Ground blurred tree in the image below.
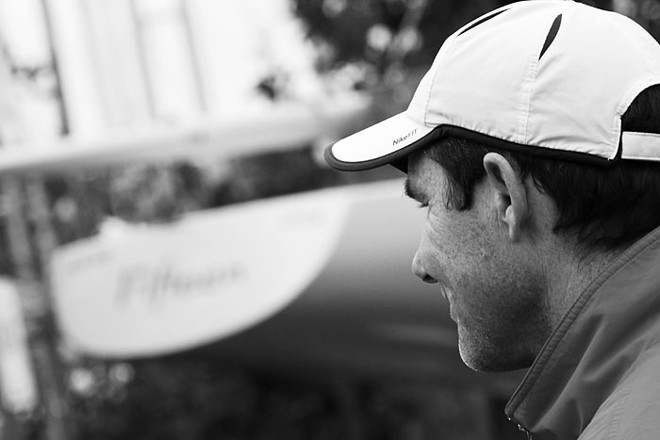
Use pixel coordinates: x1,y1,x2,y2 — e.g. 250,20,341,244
293,0,503,72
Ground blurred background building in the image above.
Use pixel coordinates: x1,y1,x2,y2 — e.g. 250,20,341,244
0,0,656,439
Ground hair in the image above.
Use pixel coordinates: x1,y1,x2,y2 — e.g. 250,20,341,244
424,84,660,252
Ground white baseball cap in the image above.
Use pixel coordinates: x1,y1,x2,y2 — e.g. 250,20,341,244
325,0,660,171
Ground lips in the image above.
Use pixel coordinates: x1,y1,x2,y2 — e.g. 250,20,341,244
440,287,457,322
439,285,449,302
449,303,457,323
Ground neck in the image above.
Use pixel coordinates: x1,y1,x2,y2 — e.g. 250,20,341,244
542,239,620,329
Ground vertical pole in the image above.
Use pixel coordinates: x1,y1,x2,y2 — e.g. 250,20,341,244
27,177,75,440
0,179,30,440
180,0,208,113
39,0,70,136
129,0,158,119
3,176,74,440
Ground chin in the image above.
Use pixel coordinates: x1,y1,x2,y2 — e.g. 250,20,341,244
458,339,535,373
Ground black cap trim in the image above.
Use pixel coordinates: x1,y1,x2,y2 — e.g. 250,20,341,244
324,128,444,172
324,124,618,173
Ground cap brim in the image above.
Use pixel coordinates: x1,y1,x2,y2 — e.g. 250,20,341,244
324,112,434,172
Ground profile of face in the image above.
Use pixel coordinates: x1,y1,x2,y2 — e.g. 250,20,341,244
406,151,552,372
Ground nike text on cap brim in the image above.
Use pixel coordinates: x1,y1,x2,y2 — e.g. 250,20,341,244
324,0,660,172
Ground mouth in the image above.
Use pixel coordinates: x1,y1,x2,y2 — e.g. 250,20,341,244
440,288,457,322
449,303,457,323
439,285,449,302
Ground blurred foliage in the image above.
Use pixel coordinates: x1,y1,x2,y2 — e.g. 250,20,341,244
68,357,492,440
293,0,502,70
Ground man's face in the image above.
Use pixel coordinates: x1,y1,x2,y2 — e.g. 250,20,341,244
406,152,551,372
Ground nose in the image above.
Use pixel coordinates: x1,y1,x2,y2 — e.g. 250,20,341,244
412,251,438,284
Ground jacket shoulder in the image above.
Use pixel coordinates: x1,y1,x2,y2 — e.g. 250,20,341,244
580,344,660,440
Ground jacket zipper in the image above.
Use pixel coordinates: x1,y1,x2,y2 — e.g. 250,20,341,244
517,423,532,440
509,416,533,440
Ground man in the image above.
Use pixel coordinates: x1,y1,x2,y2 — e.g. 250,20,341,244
325,1,660,439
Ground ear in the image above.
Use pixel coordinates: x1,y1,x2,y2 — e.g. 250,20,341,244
482,153,529,241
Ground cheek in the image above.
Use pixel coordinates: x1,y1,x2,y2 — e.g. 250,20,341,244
420,210,528,314
452,240,548,336
420,211,494,281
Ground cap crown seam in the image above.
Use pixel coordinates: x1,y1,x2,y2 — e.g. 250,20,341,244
523,5,568,144
521,39,541,144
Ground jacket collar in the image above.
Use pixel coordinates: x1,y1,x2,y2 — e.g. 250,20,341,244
505,226,660,440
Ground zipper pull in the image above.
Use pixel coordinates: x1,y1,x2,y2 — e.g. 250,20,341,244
516,423,532,440
507,415,532,440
